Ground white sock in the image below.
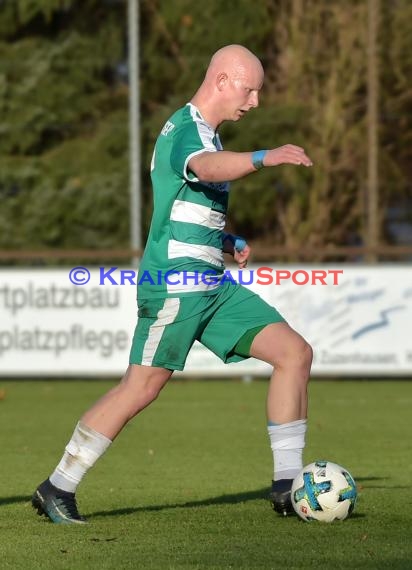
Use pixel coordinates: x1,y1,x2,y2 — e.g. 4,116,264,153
49,421,112,493
267,419,307,481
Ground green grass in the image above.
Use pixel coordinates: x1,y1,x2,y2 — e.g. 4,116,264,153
0,379,411,569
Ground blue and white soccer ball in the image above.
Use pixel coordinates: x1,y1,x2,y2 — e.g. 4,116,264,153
291,460,357,522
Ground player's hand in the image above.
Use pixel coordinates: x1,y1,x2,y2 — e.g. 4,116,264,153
265,144,313,167
234,243,251,269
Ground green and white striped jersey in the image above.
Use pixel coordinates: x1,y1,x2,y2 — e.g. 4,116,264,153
138,103,230,298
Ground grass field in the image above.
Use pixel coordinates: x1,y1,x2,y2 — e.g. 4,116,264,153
0,378,411,569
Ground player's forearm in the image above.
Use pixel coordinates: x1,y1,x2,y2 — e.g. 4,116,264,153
188,145,313,183
189,151,256,182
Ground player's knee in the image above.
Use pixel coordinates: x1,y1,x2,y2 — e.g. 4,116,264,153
120,367,169,414
121,378,163,421
299,340,313,375
276,336,312,375
128,375,164,405
141,378,164,403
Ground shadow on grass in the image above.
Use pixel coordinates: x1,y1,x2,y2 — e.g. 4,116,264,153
1,475,409,514
0,495,31,506
89,487,269,519
1,490,369,521
355,476,410,490
0,488,269,517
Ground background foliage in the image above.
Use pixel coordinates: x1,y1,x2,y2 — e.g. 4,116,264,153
0,0,411,257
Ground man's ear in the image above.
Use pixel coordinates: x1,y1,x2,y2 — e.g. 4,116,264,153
216,72,228,91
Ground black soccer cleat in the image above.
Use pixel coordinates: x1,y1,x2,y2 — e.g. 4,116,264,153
32,479,87,524
269,478,295,516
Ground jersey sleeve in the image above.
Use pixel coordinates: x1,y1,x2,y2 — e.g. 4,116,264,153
170,119,217,182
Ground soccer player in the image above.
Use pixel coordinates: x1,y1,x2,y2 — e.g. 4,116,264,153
32,44,313,523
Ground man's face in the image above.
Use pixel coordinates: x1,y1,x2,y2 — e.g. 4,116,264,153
221,62,264,122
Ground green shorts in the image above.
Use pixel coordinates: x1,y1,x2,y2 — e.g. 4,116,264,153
129,281,285,371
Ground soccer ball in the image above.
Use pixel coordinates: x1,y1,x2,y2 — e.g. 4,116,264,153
291,460,357,522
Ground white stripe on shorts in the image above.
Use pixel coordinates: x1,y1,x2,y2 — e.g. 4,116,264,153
141,298,181,366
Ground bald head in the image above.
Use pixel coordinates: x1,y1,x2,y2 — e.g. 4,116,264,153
206,45,263,82
191,45,264,127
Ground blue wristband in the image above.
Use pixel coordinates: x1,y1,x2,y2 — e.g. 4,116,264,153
234,237,247,252
251,150,267,170
223,233,247,253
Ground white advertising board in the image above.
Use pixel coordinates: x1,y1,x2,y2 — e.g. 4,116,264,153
0,265,411,377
